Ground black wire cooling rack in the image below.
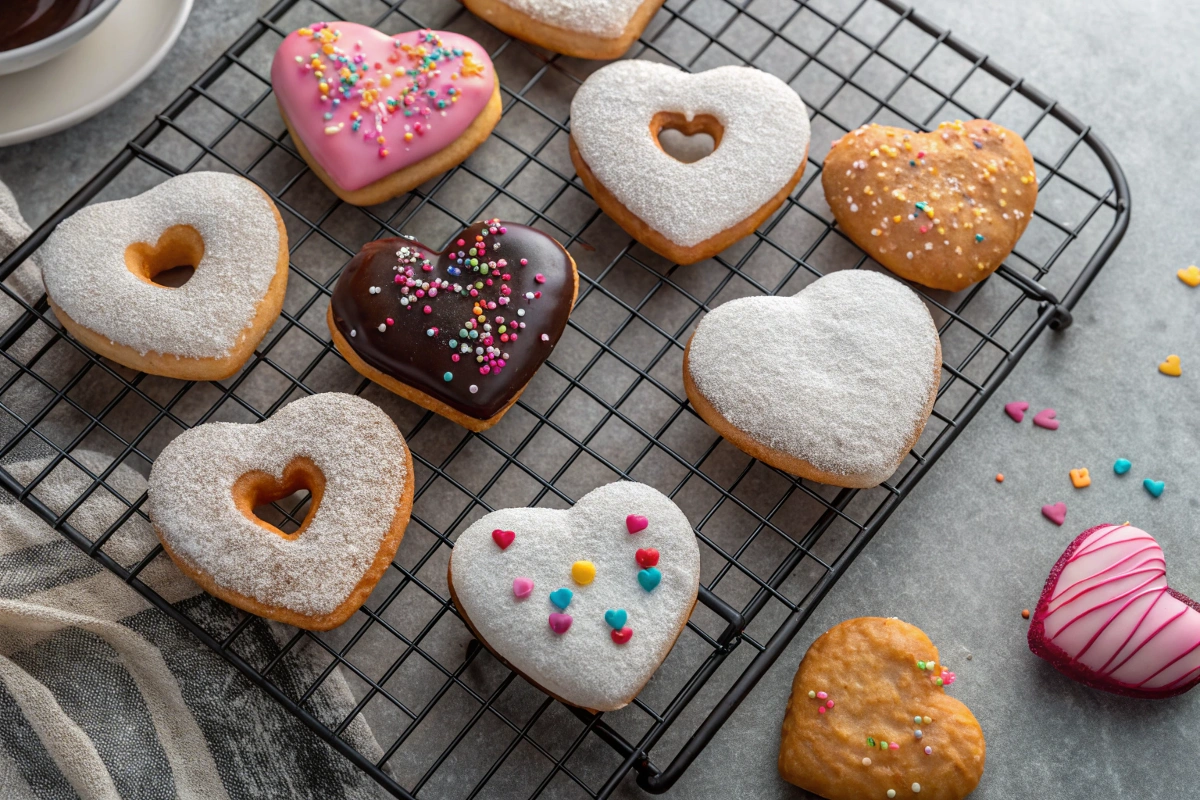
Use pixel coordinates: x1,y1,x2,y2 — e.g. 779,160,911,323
0,0,1129,797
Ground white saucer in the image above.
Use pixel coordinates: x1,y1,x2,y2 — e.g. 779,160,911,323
0,0,193,146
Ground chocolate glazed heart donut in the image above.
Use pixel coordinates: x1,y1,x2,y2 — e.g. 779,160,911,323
328,220,578,431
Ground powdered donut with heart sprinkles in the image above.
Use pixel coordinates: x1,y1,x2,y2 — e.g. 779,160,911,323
461,0,664,59
39,172,288,381
684,270,941,487
448,481,699,711
148,393,413,631
570,60,810,264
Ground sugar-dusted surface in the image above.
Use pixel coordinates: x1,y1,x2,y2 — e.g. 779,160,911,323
39,171,280,359
570,61,809,248
450,481,700,711
493,0,648,38
688,270,939,485
147,393,408,617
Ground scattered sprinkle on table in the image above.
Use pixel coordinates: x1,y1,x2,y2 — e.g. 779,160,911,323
1143,478,1165,498
1032,408,1059,430
1114,458,1131,474
1159,354,1182,376
1177,265,1200,287
1004,400,1028,422
1022,609,1030,619
1041,502,1067,526
1069,468,1090,488
995,473,1004,483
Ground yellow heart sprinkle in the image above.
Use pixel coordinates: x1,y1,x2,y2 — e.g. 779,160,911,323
571,560,596,585
1159,354,1182,377
1177,265,1200,287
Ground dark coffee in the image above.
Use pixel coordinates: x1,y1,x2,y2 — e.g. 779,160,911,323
0,0,105,52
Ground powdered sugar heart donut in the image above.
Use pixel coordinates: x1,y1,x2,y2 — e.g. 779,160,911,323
39,172,288,381
271,23,501,207
448,481,700,711
462,0,665,59
148,393,414,631
684,270,941,488
1028,523,1200,698
570,61,810,265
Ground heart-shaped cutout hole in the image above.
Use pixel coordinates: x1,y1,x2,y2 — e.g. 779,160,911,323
1029,523,1200,698
124,224,203,288
448,481,700,711
779,617,986,800
233,456,325,541
651,111,721,164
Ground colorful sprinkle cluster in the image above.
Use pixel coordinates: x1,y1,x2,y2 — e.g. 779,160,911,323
292,23,486,158
369,220,548,388
806,689,835,715
494,511,661,642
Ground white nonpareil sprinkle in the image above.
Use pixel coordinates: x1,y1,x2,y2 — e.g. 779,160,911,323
492,0,647,37
571,61,810,248
377,323,387,332
687,271,940,485
40,172,280,359
147,393,408,616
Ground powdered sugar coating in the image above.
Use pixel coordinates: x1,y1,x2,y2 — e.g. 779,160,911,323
494,0,649,38
40,172,281,359
147,393,408,617
570,61,810,248
687,270,939,484
450,481,700,711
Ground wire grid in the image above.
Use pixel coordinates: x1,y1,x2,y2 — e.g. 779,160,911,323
0,0,1129,797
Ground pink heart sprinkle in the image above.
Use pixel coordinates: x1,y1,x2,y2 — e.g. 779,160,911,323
492,529,515,549
1004,401,1029,422
626,514,649,534
548,613,573,634
512,577,533,598
1041,502,1067,526
1033,408,1059,430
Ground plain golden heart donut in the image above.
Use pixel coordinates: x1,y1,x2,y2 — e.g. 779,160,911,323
461,0,665,60
569,61,811,265
148,393,413,631
39,172,288,381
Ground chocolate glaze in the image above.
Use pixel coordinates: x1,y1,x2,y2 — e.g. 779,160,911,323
330,222,576,420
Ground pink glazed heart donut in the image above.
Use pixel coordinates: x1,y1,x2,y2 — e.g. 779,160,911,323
1028,523,1200,698
270,22,502,206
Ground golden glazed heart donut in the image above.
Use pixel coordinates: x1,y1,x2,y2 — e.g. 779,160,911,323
822,120,1037,292
147,393,413,631
38,172,289,381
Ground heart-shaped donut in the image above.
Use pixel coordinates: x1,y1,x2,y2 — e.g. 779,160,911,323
39,172,288,381
684,270,941,487
328,219,578,431
778,617,986,800
271,22,501,206
1028,523,1200,698
148,393,413,631
448,481,700,711
823,120,1037,292
569,61,810,265
462,0,664,59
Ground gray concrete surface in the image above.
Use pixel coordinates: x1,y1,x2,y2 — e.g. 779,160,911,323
2,0,1198,798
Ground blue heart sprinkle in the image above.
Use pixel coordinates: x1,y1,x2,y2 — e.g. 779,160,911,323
549,588,573,610
1143,479,1165,498
637,568,662,593
604,609,628,630
1114,458,1131,475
